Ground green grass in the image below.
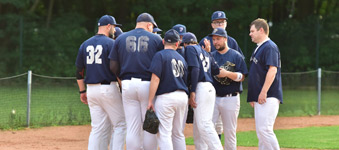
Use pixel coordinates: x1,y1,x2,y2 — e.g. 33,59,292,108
1,84,339,129
186,126,339,149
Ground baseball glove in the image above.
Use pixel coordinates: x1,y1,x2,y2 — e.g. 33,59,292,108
143,109,160,134
214,61,236,85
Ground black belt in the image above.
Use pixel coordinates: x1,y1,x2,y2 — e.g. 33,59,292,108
216,92,238,97
100,81,111,85
123,77,150,81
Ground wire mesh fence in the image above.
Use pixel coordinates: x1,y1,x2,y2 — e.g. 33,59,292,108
0,69,338,129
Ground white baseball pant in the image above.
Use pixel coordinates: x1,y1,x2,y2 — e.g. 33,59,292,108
215,116,223,135
87,82,126,150
121,78,157,150
213,94,240,150
155,90,188,150
193,82,223,150
254,97,280,150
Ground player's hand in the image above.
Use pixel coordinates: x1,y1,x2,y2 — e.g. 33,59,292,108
202,38,211,52
258,91,267,104
250,102,255,108
80,93,88,105
218,68,228,78
189,92,197,108
147,102,155,111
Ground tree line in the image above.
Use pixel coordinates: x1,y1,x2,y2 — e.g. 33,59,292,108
0,0,338,77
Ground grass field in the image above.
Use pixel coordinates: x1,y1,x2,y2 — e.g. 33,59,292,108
1,84,339,129
186,126,339,149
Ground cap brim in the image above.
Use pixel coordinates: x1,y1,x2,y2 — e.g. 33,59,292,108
208,33,226,38
212,17,228,21
113,23,122,27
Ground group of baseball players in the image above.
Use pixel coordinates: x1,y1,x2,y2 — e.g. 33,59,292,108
76,10,283,150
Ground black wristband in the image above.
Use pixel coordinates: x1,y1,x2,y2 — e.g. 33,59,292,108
79,90,86,94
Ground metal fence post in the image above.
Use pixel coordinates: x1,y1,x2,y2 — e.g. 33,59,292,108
27,70,32,127
317,68,321,115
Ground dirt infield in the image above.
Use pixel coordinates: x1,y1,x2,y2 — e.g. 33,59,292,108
1,115,339,150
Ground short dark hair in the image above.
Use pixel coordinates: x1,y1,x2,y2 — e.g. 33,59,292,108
250,18,269,35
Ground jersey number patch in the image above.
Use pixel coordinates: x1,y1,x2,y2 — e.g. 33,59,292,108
126,36,149,52
86,45,102,64
200,53,210,72
171,59,185,77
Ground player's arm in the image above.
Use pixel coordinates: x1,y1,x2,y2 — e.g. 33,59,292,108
148,73,160,111
188,66,199,108
110,60,120,77
220,71,245,82
258,65,277,104
76,67,87,105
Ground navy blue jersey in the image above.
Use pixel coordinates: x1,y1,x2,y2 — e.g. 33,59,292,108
211,49,248,96
247,40,283,103
109,28,163,81
199,35,244,58
176,47,185,58
149,49,188,95
75,34,117,84
185,45,219,83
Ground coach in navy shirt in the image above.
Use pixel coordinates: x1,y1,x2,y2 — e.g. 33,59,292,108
199,11,244,58
248,18,283,150
109,13,163,150
75,15,126,150
147,29,188,150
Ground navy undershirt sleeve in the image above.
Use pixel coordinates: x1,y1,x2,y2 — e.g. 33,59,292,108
189,66,199,93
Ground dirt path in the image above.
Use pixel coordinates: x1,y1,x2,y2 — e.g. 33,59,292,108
1,115,338,150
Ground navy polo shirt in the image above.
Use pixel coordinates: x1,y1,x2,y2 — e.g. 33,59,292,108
247,40,283,103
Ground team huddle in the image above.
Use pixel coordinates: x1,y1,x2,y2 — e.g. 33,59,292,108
75,11,283,150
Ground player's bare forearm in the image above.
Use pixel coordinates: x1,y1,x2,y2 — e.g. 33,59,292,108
76,79,86,92
76,79,88,104
258,66,277,104
217,68,245,82
148,73,160,111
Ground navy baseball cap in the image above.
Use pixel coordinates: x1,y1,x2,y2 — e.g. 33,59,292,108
136,13,158,28
209,27,228,38
164,29,180,43
211,11,228,21
153,27,162,33
114,27,123,38
172,24,186,36
98,15,122,27
182,32,197,43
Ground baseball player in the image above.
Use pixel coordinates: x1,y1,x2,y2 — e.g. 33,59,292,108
200,11,244,56
109,12,163,150
182,32,228,150
75,15,126,150
172,24,187,58
209,28,248,150
199,10,244,139
248,18,283,150
147,29,189,150
113,27,123,40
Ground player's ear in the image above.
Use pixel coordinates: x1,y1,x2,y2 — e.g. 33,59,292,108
162,39,165,45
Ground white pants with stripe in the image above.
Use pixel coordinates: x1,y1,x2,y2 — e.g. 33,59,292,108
121,79,157,150
87,82,126,150
254,97,280,150
155,90,188,150
193,82,223,150
212,94,240,150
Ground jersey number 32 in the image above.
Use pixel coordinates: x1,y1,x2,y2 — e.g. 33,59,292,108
86,45,102,64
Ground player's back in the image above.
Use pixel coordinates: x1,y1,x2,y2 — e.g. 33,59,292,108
150,49,188,95
76,34,116,84
111,28,163,81
185,45,219,83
